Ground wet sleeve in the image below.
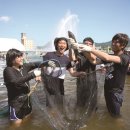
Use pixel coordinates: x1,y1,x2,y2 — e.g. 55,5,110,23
24,62,42,71
3,67,35,87
119,54,129,66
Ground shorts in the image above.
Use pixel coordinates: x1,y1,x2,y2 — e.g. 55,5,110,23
9,95,32,120
104,89,123,117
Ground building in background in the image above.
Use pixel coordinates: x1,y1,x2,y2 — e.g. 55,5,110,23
21,33,35,51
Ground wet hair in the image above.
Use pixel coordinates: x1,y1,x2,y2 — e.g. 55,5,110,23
6,48,23,67
54,37,69,51
112,33,129,49
83,37,94,45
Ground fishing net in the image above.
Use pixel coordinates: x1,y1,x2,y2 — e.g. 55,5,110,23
32,57,105,130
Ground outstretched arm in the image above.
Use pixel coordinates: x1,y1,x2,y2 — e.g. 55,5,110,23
82,45,97,64
68,39,97,64
79,45,121,63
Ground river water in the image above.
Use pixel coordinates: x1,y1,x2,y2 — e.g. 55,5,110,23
0,58,130,130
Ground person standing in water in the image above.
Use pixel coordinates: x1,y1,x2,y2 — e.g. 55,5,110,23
43,37,86,96
70,33,129,117
69,37,98,121
3,48,53,127
42,37,86,110
77,37,98,108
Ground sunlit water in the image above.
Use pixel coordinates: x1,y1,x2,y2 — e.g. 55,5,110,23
0,58,130,130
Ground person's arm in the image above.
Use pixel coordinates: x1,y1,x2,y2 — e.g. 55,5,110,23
68,39,97,64
78,45,121,63
82,51,97,64
91,48,121,63
23,62,41,73
68,67,86,77
3,67,40,87
82,44,97,64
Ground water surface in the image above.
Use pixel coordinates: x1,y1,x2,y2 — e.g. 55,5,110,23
0,60,130,130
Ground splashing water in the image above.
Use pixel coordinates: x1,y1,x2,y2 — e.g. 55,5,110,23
54,11,79,38
43,11,79,51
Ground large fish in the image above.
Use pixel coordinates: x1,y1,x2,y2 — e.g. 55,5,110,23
68,31,80,61
68,31,85,70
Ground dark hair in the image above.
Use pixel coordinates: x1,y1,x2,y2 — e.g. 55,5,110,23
54,37,69,51
6,48,23,67
83,37,94,45
112,33,129,49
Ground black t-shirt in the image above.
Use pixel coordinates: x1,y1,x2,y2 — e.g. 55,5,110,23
4,62,40,103
42,52,72,95
76,53,96,72
43,52,71,79
76,53,97,107
104,53,129,91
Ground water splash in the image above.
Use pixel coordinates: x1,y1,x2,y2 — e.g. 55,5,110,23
43,11,79,51
54,11,79,38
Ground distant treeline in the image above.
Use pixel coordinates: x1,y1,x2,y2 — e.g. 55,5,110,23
95,40,130,48
95,41,111,47
38,39,130,49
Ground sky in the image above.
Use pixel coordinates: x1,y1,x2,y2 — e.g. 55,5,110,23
0,0,130,46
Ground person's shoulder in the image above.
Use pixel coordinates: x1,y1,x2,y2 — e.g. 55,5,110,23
44,51,55,57
4,66,12,70
46,51,55,55
3,66,13,73
120,53,129,59
119,53,130,65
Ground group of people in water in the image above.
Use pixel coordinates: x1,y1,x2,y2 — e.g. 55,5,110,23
3,32,129,128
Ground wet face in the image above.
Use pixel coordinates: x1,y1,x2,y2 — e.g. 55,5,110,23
111,39,124,52
13,55,24,67
57,40,67,54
